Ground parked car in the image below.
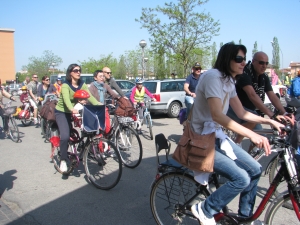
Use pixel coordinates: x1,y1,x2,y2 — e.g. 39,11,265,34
264,85,286,104
7,83,22,96
126,79,186,118
114,79,135,94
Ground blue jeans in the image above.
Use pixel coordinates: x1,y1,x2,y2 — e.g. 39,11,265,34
202,139,262,218
185,96,194,119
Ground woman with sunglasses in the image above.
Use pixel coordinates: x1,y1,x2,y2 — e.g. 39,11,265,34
183,62,202,120
187,43,283,225
55,64,100,173
37,76,58,101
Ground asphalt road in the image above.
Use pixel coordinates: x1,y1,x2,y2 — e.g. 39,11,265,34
0,98,286,225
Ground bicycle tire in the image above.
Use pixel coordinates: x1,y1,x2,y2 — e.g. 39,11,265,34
21,118,32,126
83,137,122,190
150,172,209,225
264,191,300,224
8,117,19,142
51,145,75,175
115,125,142,168
268,155,293,210
146,114,153,140
44,121,52,142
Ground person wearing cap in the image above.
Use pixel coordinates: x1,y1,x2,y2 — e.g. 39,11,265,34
54,76,62,97
184,62,202,119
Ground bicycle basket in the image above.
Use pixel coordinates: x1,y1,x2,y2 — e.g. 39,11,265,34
117,116,134,124
4,106,17,116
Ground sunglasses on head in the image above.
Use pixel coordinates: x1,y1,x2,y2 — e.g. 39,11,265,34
253,59,269,66
72,69,81,73
234,56,246,63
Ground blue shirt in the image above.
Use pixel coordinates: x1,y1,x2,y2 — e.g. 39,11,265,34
185,73,199,95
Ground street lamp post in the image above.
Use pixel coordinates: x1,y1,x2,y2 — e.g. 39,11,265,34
51,62,56,75
144,57,148,79
139,40,147,79
271,41,283,80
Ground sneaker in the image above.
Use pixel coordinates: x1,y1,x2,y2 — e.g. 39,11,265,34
60,160,67,172
106,149,116,158
34,119,38,125
191,202,216,225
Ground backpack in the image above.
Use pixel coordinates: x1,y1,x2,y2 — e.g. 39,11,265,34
291,77,300,97
40,99,58,121
114,97,136,117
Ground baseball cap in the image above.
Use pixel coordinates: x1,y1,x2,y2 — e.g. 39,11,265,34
193,62,202,69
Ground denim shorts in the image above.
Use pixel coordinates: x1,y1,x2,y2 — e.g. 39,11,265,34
226,106,262,130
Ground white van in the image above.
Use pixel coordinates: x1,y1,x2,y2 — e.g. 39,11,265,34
50,74,94,86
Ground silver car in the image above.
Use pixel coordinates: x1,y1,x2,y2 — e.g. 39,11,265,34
127,79,186,118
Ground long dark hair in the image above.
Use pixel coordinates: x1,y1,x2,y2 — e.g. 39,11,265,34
66,63,81,82
214,42,247,81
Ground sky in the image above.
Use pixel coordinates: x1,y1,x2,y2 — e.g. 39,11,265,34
1,0,300,72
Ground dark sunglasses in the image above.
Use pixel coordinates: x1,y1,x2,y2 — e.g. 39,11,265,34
194,68,201,71
72,69,81,73
104,72,112,74
234,56,246,63
44,79,50,81
253,59,269,66
33,76,38,78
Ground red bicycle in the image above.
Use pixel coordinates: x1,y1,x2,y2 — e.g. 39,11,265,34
150,128,300,224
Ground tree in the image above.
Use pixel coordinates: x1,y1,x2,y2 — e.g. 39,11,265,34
271,37,280,75
211,42,217,67
115,55,127,79
252,41,258,58
219,42,223,49
136,0,220,76
23,50,63,78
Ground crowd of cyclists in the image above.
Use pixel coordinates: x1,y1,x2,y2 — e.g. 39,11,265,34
1,42,300,224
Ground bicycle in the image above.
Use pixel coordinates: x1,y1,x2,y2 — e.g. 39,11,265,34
150,130,300,224
134,99,153,140
100,100,143,168
0,101,20,142
50,105,123,190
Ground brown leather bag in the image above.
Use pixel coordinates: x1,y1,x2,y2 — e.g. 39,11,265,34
172,93,228,172
172,119,215,172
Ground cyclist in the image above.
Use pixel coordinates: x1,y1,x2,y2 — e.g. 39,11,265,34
37,76,58,109
55,64,100,173
27,74,39,124
19,86,31,117
226,51,292,145
130,78,156,121
189,43,283,225
103,67,125,98
0,81,16,136
53,76,63,97
184,62,201,119
89,70,120,134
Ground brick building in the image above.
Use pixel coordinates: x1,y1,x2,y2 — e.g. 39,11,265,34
0,28,15,84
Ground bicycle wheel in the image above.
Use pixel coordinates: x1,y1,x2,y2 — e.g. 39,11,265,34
265,192,300,224
83,137,122,190
40,118,47,136
51,145,75,175
8,117,19,142
115,125,142,168
150,172,209,225
145,114,153,140
268,156,293,209
21,118,32,126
